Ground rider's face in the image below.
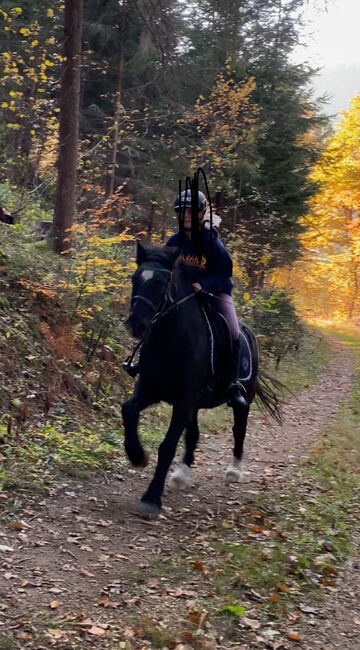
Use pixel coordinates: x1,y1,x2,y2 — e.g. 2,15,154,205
183,208,193,231
183,208,206,230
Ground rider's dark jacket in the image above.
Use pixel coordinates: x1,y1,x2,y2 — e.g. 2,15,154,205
166,227,233,296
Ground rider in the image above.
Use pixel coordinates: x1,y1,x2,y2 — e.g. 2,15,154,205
167,189,248,409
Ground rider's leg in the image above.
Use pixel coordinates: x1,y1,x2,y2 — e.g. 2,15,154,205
216,294,248,408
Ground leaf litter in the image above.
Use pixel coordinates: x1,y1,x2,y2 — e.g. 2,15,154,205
0,340,359,648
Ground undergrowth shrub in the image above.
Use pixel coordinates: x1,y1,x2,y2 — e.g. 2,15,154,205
247,289,304,366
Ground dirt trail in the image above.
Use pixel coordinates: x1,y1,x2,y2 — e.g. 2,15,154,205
0,339,358,648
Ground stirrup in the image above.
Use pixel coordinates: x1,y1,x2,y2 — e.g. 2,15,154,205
121,358,139,378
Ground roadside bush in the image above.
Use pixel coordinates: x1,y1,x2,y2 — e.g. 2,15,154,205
248,289,304,366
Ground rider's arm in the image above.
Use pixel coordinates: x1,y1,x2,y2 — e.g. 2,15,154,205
200,236,233,295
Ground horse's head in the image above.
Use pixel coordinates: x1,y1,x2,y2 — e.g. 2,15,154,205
126,242,179,339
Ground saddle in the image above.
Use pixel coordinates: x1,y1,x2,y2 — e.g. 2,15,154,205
199,293,252,383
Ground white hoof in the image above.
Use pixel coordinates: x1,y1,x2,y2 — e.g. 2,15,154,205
225,459,243,483
168,463,191,490
138,500,161,514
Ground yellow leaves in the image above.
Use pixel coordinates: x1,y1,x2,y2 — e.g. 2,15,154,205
1,102,8,108
19,27,30,36
31,39,39,46
47,8,54,18
260,253,271,265
10,7,22,14
6,122,21,130
243,292,251,302
188,72,257,182
290,91,360,324
9,90,23,98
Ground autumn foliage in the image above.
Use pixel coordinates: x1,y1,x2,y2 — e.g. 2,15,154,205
285,94,360,324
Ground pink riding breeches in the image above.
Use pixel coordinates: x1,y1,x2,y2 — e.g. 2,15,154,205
215,293,240,339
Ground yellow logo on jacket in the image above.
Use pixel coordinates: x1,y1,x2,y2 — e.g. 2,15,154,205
178,253,207,268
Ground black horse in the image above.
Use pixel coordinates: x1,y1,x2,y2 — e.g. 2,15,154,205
122,242,277,513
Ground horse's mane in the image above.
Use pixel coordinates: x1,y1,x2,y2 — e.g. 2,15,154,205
140,244,178,269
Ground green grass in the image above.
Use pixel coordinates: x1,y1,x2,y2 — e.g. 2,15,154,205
0,636,18,650
0,422,122,492
271,327,332,392
205,330,360,633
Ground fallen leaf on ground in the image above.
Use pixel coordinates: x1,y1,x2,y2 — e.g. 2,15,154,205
286,632,303,642
242,617,261,630
48,629,67,639
298,604,318,614
16,632,34,641
80,568,95,578
191,561,207,573
277,582,292,594
7,520,31,530
88,625,106,636
49,600,60,609
99,595,120,608
323,566,338,576
165,588,185,598
269,594,280,603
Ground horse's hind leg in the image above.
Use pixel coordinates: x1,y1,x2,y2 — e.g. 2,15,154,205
225,404,249,483
169,410,199,490
139,402,192,513
122,385,151,467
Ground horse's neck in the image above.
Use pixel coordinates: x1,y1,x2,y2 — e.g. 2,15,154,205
171,266,193,301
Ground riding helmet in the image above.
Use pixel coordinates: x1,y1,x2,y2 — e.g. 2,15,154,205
174,189,207,213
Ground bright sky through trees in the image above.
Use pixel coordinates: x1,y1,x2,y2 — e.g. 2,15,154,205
298,0,360,114
303,0,360,66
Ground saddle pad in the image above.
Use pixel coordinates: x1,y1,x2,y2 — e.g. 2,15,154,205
238,325,252,381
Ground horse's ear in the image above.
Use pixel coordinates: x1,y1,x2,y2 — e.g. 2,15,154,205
136,241,149,266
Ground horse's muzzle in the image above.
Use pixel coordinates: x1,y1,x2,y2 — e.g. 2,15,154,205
125,317,145,339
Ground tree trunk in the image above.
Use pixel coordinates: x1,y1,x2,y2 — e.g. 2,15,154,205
106,0,126,198
348,255,359,320
53,0,83,254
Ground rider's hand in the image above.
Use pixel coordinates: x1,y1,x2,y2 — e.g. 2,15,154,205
192,282,202,292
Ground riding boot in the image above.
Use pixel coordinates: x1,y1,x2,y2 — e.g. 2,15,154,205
227,337,248,408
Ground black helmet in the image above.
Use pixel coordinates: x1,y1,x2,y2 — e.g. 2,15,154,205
174,189,207,213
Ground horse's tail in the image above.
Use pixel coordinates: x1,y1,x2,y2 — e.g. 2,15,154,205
255,371,284,424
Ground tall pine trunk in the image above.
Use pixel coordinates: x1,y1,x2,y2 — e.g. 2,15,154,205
53,0,83,254
106,0,126,198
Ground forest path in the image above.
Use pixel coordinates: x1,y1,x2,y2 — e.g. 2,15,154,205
0,338,358,649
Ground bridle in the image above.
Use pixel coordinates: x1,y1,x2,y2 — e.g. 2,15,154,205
125,264,201,370
130,266,173,321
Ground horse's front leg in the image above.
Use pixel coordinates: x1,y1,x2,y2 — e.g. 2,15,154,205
169,410,199,490
122,384,151,467
139,402,193,513
225,404,249,483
